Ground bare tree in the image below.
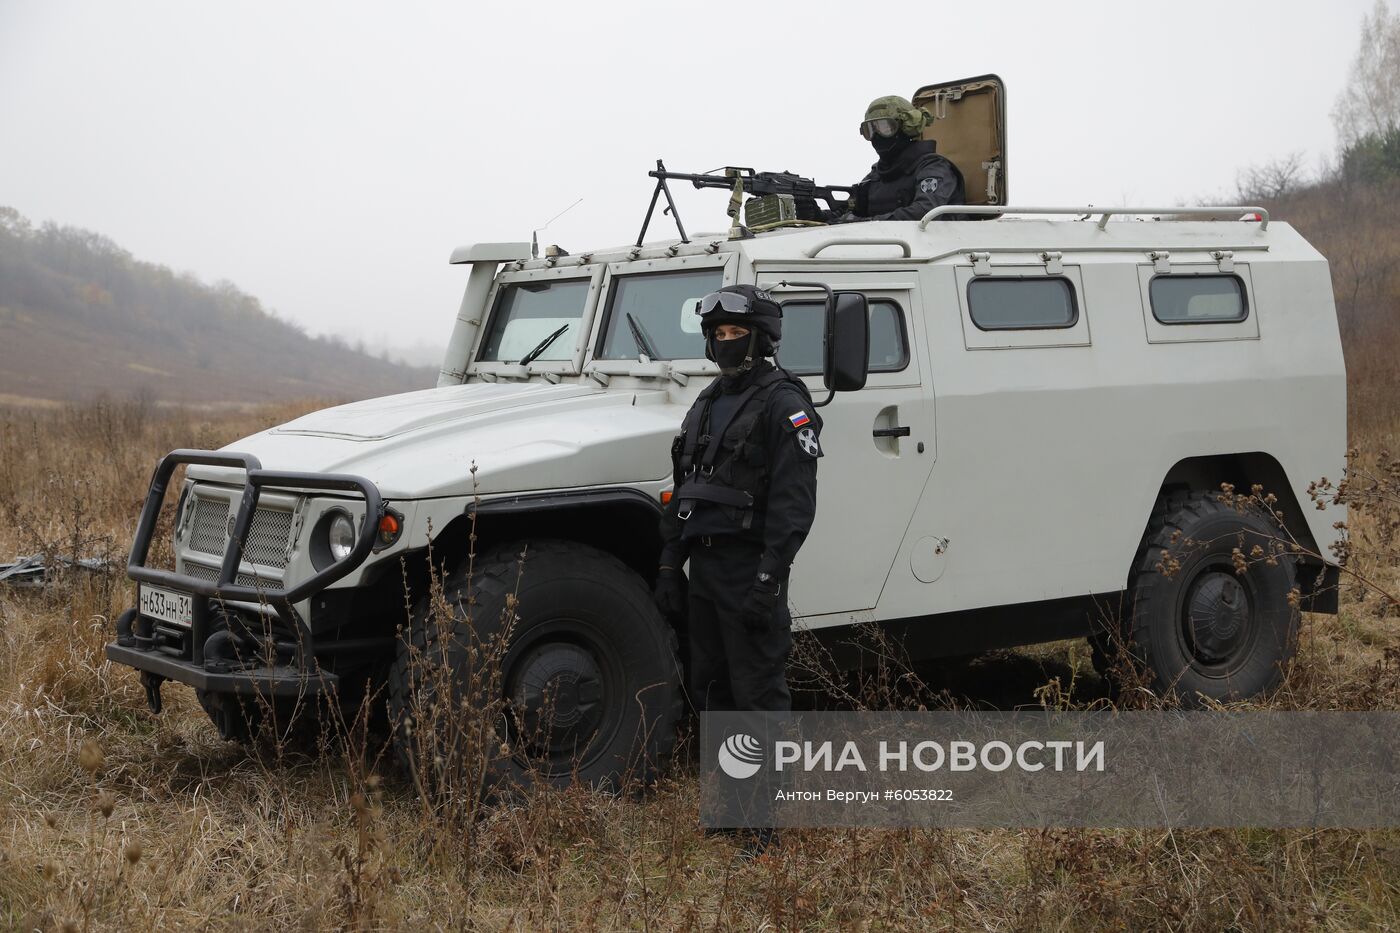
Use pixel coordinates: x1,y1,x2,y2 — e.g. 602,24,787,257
1332,0,1400,146
1235,151,1307,201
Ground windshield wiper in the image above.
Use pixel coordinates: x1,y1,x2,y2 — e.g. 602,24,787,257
625,313,661,363
518,324,570,366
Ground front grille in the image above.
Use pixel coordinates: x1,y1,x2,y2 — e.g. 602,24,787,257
188,496,228,556
182,560,280,590
245,508,293,568
184,494,293,569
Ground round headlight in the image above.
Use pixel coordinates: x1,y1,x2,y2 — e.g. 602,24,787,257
328,511,356,561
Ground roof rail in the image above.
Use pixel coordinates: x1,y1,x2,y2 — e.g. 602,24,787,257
804,237,913,258
918,205,1270,232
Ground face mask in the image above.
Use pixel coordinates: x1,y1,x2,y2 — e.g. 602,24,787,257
708,332,753,375
872,132,907,157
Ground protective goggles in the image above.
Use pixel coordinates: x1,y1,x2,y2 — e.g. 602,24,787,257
696,291,756,316
859,117,900,140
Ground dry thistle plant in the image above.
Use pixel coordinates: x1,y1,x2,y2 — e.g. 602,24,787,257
387,466,529,878
788,619,958,713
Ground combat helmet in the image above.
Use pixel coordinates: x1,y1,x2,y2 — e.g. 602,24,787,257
696,284,782,366
860,95,933,140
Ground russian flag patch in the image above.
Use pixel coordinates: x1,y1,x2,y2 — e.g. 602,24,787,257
788,411,810,429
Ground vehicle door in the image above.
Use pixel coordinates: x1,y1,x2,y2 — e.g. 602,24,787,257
755,270,936,620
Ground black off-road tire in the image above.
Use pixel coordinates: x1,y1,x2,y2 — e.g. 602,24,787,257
196,690,319,745
1124,489,1299,706
196,664,385,747
387,539,684,796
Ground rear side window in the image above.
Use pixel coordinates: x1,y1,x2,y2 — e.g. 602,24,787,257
967,277,1077,330
777,299,908,374
1149,274,1248,324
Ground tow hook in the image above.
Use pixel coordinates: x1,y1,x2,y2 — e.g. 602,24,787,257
140,671,166,714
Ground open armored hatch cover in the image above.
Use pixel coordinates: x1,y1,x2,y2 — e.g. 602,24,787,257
912,74,1005,207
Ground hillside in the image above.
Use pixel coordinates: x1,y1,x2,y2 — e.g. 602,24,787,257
1243,174,1400,437
0,207,434,405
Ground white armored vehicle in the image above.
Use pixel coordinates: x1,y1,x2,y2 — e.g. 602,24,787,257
109,77,1345,788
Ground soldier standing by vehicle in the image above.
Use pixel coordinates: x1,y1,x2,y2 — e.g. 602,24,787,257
825,95,967,223
653,284,823,855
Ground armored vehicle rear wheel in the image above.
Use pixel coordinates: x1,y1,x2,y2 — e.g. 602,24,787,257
387,539,684,796
1124,490,1299,706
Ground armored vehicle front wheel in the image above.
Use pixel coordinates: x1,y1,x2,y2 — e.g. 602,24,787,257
197,690,317,745
387,538,684,796
1123,490,1299,706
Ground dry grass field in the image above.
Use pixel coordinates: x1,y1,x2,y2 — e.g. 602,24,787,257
0,395,1397,931
3,188,1400,930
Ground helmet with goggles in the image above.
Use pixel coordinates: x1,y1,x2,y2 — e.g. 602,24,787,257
695,284,782,342
859,117,901,141
860,95,933,140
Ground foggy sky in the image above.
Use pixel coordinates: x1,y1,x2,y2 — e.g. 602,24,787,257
0,0,1377,363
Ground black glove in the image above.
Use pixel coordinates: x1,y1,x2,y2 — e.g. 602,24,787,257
817,208,860,225
653,566,686,617
739,574,783,632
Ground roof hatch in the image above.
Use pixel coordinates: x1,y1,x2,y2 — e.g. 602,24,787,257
911,74,1006,208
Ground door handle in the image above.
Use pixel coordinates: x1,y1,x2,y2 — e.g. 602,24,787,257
872,426,911,438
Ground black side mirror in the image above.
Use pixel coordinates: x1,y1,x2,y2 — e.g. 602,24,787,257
824,290,869,395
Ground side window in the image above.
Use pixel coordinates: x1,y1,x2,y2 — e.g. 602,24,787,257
777,299,909,375
595,269,724,360
967,277,1078,330
1149,274,1248,324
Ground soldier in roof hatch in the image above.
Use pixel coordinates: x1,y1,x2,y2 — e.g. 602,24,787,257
652,284,823,858
823,94,967,222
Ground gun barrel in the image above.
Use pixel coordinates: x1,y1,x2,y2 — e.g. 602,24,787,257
647,165,856,216
647,168,755,190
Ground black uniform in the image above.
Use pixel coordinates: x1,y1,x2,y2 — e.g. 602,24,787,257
658,359,822,712
851,138,966,221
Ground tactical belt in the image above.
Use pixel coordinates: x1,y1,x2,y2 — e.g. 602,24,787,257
674,482,755,521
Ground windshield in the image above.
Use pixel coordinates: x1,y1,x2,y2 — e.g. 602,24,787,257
477,279,591,363
596,269,724,360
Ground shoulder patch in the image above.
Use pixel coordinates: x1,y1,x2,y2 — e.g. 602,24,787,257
788,410,811,429
795,426,821,458
918,177,940,195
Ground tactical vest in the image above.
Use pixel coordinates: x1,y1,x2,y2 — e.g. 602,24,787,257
863,141,966,217
670,369,802,531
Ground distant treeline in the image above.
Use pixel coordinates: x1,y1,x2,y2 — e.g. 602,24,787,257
0,206,433,404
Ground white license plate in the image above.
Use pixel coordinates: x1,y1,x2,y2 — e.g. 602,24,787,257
140,585,192,628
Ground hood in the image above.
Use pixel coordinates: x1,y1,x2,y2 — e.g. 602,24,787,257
272,382,596,441
191,381,681,499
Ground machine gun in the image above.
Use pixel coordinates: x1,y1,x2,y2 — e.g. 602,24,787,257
635,160,856,246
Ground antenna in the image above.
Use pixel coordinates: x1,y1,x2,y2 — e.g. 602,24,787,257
531,198,584,259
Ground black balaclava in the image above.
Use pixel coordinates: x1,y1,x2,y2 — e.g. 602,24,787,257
872,130,912,162
708,329,758,389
